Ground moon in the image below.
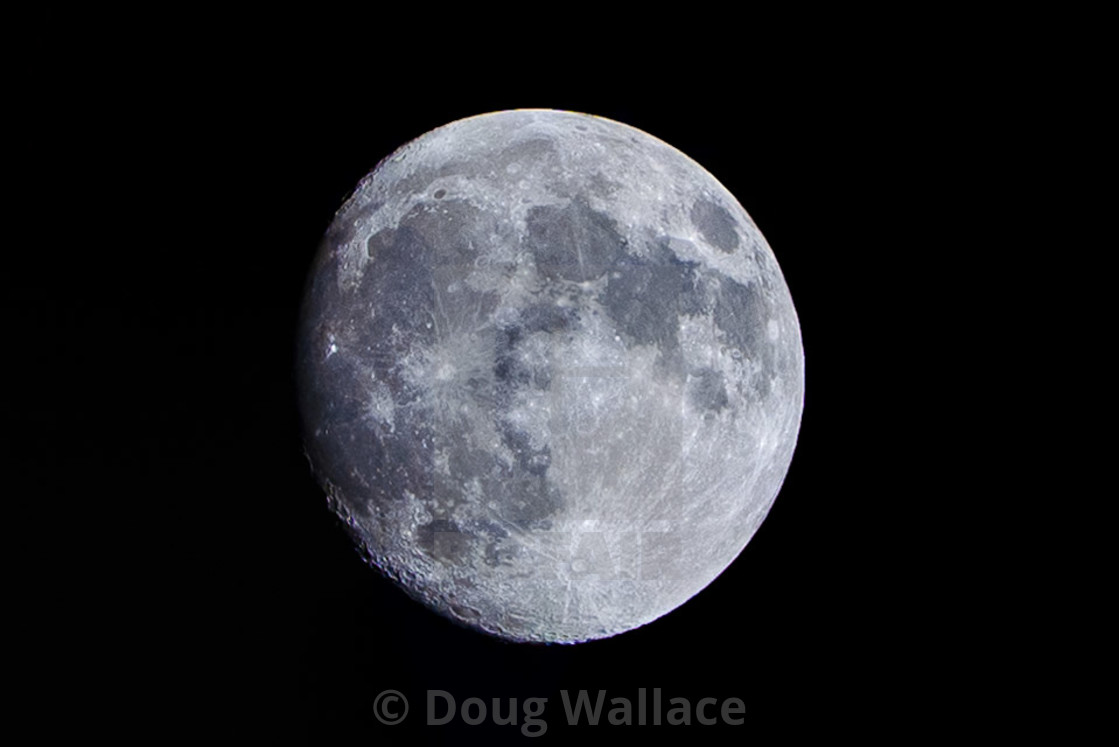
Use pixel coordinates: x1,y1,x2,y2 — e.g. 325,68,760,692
297,110,804,643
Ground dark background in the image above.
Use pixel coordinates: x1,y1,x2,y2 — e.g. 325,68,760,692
10,40,988,741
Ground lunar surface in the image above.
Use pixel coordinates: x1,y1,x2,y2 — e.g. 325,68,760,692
297,110,804,643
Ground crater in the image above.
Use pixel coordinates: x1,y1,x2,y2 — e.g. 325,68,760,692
690,199,739,253
366,227,395,259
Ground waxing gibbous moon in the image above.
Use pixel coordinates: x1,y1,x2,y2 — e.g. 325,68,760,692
297,110,804,643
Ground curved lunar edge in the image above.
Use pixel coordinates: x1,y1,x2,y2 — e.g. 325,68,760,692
297,110,804,643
